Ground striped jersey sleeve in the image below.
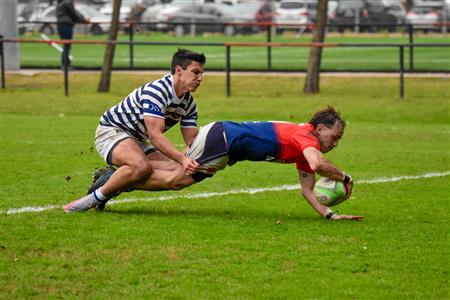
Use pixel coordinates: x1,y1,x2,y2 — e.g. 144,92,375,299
141,75,173,118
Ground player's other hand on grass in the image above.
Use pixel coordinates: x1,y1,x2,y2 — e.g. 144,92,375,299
182,157,199,176
332,214,364,221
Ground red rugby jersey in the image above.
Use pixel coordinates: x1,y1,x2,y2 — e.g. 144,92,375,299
273,122,320,173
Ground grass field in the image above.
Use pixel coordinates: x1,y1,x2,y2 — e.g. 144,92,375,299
0,72,449,299
17,32,450,71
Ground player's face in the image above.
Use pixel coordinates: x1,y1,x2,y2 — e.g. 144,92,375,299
176,61,204,93
317,122,344,153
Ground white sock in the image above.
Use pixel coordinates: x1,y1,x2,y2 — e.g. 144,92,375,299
93,188,108,202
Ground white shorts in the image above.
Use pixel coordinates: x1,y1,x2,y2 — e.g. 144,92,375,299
94,125,155,164
186,122,229,175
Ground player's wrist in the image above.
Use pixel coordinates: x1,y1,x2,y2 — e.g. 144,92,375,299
342,173,352,184
325,208,335,220
175,152,188,164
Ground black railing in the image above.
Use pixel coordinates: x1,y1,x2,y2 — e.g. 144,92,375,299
17,20,450,72
223,42,449,98
1,37,449,98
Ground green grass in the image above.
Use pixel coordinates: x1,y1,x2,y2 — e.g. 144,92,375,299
0,73,449,299
18,32,450,71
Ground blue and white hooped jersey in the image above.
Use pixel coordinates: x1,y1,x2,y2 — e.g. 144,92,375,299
99,74,198,141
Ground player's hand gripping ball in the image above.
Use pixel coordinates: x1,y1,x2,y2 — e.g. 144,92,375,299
314,177,348,207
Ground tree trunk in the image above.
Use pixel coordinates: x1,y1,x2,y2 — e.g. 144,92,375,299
303,0,328,94
98,0,121,92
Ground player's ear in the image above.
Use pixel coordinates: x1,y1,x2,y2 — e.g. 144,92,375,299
316,124,324,135
175,64,183,74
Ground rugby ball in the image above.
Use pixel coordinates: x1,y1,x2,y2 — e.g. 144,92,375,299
314,177,347,207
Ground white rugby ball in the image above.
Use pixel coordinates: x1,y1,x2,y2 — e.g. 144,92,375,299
314,177,348,207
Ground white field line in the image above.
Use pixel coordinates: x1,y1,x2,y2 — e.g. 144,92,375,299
2,171,449,215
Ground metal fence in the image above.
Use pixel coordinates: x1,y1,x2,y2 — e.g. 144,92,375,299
16,20,450,72
1,37,449,98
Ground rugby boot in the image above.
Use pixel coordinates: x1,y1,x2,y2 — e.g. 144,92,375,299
87,166,117,211
87,166,117,194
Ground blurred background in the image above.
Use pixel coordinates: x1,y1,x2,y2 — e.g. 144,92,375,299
1,0,449,73
11,0,450,36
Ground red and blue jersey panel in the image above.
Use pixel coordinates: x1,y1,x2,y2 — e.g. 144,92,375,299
222,121,320,173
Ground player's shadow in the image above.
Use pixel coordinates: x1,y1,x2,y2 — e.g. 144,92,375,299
103,206,319,223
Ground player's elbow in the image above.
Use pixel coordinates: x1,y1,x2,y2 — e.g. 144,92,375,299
309,162,321,173
309,159,327,173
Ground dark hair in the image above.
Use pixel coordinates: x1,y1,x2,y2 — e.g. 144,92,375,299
171,48,206,74
309,106,346,129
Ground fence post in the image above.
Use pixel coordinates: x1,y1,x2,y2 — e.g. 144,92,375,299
399,45,404,99
408,24,414,71
226,45,230,97
354,8,360,33
267,24,272,70
61,39,69,96
129,22,134,69
0,35,4,89
64,60,69,96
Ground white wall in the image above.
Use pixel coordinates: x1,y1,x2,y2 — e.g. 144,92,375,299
0,0,20,70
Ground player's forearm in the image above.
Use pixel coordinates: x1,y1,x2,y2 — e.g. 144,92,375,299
314,161,345,182
299,170,337,220
148,132,185,164
304,148,347,182
315,162,353,188
302,188,332,218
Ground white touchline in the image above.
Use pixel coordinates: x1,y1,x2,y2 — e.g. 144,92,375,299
3,171,450,215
